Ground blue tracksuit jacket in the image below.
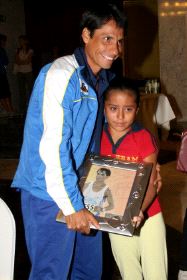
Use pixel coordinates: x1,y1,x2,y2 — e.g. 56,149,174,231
11,47,114,216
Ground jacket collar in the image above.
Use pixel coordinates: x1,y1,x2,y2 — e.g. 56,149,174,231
74,47,115,87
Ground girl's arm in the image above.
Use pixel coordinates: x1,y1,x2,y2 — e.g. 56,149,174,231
141,152,158,212
154,163,162,193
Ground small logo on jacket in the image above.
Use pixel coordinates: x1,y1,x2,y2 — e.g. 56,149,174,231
80,81,88,94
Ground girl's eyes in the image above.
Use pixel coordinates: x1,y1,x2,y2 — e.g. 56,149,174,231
109,106,134,112
125,107,133,112
110,106,117,111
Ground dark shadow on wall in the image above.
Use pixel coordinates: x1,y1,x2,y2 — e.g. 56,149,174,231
23,0,124,76
124,3,159,79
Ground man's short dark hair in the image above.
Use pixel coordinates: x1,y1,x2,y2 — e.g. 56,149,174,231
80,3,127,39
97,168,111,177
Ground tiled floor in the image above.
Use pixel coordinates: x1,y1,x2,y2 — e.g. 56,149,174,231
0,116,186,280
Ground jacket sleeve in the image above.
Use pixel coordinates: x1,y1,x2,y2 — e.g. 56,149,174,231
39,63,85,215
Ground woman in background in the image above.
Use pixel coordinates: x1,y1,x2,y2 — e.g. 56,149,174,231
0,33,14,114
15,35,33,114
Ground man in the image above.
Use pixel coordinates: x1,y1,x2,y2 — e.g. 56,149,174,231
12,4,127,280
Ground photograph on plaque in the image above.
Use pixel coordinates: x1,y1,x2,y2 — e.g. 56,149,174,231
56,155,152,236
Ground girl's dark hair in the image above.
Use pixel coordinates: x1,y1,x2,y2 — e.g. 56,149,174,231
104,77,140,107
80,3,127,39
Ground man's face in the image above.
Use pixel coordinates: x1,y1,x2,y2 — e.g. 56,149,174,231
96,174,106,183
94,174,107,188
82,20,124,75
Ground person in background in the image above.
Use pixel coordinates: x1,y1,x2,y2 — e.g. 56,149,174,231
0,33,14,114
11,4,127,280
15,35,34,114
178,209,187,280
177,141,187,280
178,208,187,280
101,77,168,280
176,131,187,280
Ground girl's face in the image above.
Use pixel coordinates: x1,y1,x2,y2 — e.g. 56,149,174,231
104,89,138,139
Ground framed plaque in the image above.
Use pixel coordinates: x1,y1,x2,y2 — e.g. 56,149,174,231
56,155,152,236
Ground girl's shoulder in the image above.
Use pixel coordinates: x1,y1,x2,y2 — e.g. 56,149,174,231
132,122,158,149
132,122,153,138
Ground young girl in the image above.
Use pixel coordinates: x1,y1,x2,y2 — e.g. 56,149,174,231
101,77,168,280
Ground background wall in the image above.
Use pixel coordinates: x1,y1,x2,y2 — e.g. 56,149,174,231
123,0,160,79
1,0,187,123
0,0,123,111
24,0,124,75
124,0,187,123
159,0,187,123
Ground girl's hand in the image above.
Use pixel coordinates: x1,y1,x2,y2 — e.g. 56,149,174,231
154,163,162,193
132,210,144,228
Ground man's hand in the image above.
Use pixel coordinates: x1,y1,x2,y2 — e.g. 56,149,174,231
65,208,100,234
154,163,162,193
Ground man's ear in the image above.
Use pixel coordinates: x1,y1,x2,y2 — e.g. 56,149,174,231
81,28,91,44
